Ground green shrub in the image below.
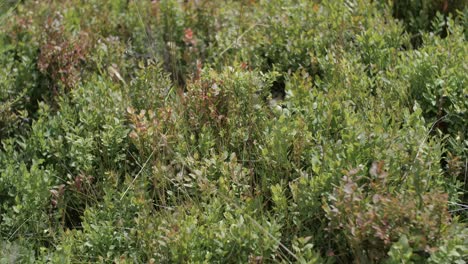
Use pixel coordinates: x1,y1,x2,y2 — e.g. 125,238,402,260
0,0,466,262
390,0,466,44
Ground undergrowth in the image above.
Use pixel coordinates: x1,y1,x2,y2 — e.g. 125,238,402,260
0,0,467,263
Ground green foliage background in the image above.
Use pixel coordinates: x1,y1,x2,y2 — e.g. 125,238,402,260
0,0,467,263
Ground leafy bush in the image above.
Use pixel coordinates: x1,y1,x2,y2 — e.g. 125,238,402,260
325,171,453,263
390,0,466,44
0,0,466,262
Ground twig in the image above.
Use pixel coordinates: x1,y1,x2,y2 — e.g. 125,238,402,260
8,215,34,240
402,114,447,181
218,23,268,58
120,149,156,200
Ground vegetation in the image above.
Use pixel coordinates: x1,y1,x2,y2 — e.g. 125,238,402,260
0,0,467,263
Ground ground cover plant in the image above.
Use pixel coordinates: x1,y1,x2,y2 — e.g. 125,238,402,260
0,0,467,263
